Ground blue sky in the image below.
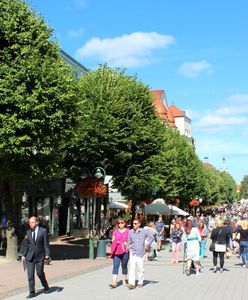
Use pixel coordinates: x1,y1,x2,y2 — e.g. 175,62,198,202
30,0,248,183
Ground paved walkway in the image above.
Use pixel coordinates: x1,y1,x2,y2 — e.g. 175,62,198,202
2,242,247,300
0,257,111,299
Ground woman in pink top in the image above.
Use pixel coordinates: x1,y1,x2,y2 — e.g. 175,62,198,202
110,218,129,288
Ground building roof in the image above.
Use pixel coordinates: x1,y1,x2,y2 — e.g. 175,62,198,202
150,90,168,120
149,90,191,130
167,110,176,128
168,104,185,117
60,50,88,78
203,162,214,169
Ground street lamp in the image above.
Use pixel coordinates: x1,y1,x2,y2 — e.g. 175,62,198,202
88,167,106,259
94,167,106,180
75,167,106,259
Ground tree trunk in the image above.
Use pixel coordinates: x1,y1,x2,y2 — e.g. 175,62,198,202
5,227,17,261
131,200,137,224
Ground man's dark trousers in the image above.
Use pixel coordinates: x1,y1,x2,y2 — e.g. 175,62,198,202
26,259,48,292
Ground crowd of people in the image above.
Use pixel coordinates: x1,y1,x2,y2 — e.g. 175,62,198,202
109,202,248,288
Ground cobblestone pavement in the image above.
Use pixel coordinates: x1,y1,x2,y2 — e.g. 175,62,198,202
2,243,248,300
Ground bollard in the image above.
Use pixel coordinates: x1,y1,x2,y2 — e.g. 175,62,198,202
89,238,95,259
96,239,106,259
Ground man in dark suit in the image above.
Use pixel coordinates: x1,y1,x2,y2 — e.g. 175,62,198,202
21,216,50,298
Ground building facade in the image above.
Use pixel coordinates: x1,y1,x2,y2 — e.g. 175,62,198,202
150,89,193,144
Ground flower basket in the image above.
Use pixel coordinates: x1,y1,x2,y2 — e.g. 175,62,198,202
189,199,200,207
75,177,107,198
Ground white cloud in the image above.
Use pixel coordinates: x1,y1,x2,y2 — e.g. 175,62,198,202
196,115,248,128
178,61,212,78
76,32,175,67
215,94,248,116
68,28,84,38
227,93,248,106
193,93,248,132
194,94,248,182
196,137,248,157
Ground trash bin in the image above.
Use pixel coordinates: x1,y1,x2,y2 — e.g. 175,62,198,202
97,239,106,259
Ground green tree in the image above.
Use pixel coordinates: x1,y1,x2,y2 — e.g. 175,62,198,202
202,167,222,205
240,175,248,199
64,65,166,217
0,0,80,222
173,132,204,203
153,128,204,206
218,171,237,203
201,167,237,206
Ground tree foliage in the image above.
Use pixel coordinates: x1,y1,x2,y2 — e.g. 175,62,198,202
240,175,248,199
0,0,80,181
64,65,166,200
200,166,237,205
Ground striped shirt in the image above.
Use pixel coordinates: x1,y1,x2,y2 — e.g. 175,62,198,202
128,227,154,257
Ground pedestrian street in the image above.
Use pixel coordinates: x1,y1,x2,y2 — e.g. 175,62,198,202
4,244,248,300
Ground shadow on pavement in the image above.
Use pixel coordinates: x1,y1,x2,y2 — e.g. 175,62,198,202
143,279,159,286
35,286,64,297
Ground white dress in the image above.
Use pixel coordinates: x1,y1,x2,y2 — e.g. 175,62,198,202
183,227,201,261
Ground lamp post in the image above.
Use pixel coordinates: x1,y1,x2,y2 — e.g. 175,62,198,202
94,167,106,180
75,167,106,259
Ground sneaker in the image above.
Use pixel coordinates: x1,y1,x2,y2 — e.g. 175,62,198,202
109,283,116,289
213,267,217,273
186,270,190,276
128,284,135,289
220,268,224,273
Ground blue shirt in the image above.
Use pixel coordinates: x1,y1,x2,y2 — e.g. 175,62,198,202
128,227,154,257
155,220,164,233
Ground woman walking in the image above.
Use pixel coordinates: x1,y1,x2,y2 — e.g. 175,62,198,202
234,220,248,267
170,222,182,264
210,219,231,273
144,222,158,261
155,215,165,251
182,219,201,275
198,221,208,259
109,218,129,288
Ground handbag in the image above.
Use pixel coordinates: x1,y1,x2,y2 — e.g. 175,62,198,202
209,241,215,252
